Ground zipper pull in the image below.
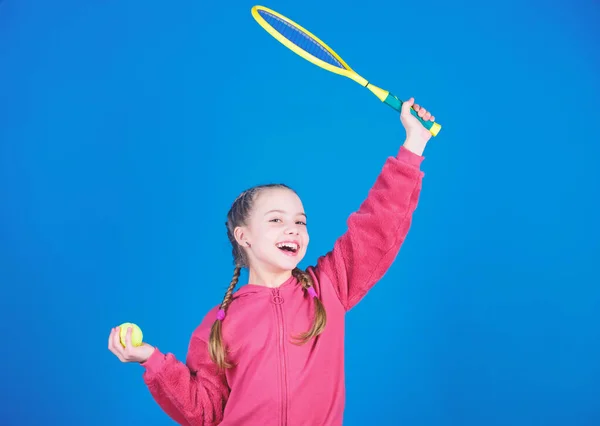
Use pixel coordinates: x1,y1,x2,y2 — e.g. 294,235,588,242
271,288,284,305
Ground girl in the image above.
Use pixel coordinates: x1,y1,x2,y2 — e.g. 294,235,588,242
108,98,436,425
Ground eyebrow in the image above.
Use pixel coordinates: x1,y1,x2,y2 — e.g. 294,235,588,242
265,209,307,218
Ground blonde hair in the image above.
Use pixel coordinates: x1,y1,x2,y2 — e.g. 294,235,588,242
208,184,327,369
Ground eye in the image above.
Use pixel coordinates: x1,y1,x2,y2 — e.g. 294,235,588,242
296,221,307,226
269,218,281,223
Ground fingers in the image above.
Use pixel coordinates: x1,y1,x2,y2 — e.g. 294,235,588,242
107,327,113,349
125,326,133,348
109,326,146,363
411,101,435,122
414,105,428,121
108,327,126,362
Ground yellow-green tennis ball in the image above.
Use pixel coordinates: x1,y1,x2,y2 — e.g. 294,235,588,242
119,322,143,347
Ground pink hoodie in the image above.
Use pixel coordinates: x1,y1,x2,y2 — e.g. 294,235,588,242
141,146,424,425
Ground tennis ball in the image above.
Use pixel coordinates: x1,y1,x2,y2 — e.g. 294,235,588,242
118,322,143,347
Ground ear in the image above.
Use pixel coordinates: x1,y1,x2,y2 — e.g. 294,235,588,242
234,226,251,248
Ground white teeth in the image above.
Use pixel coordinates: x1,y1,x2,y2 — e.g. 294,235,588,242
277,242,298,251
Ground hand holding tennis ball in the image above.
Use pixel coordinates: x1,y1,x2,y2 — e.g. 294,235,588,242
108,323,155,363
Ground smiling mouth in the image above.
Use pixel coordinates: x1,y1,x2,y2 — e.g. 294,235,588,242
276,241,299,255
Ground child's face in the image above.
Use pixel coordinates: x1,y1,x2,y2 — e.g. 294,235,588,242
237,187,309,275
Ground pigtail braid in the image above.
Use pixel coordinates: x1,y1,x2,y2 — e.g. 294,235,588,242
215,183,321,368
209,266,241,369
291,267,327,344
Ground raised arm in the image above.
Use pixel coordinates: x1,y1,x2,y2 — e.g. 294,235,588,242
316,98,435,311
141,334,229,426
316,145,423,310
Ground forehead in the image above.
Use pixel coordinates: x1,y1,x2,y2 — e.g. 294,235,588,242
252,188,304,214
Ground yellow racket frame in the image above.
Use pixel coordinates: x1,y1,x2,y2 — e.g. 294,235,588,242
251,5,441,137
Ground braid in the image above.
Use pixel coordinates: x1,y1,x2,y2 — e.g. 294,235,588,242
291,267,327,344
221,266,242,310
212,182,329,369
209,266,241,369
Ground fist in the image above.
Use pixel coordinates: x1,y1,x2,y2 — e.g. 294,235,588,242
108,325,155,363
400,97,436,142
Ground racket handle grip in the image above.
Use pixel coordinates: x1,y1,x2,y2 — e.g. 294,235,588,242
384,93,441,137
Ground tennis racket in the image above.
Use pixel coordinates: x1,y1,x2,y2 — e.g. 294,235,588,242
251,5,441,137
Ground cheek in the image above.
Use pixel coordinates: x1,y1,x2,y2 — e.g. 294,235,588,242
258,227,279,247
302,228,310,245
247,226,271,252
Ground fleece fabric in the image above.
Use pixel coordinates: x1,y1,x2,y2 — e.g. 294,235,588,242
141,146,425,425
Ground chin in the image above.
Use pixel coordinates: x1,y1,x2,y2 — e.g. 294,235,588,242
273,249,306,271
277,257,304,272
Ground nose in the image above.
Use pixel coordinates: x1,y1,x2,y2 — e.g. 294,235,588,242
285,224,299,235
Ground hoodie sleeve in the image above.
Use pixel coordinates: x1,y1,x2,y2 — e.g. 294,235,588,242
140,333,229,426
316,146,424,311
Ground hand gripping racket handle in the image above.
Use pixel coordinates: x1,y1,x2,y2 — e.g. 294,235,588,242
383,93,442,137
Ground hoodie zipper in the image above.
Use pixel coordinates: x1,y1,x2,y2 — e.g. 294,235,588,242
272,288,287,426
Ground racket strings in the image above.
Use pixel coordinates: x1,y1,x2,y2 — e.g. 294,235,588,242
258,10,347,70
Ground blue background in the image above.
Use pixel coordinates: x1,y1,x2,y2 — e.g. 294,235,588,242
1,0,599,424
